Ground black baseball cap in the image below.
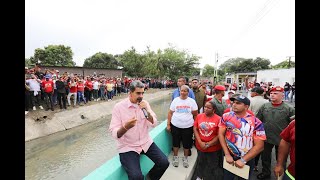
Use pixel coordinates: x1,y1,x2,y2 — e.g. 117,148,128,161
230,95,250,106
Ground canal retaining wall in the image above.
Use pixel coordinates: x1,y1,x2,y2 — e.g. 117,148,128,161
25,89,172,142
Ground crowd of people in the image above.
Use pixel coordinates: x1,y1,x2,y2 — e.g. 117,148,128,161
24,63,178,115
26,64,295,179
108,76,295,180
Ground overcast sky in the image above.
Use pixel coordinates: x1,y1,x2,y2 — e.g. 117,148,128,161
25,0,295,68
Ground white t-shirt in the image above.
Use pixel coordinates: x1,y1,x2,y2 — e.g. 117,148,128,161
26,79,41,92
93,81,99,90
170,97,198,128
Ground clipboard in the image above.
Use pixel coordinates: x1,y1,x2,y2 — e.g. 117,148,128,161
223,156,250,179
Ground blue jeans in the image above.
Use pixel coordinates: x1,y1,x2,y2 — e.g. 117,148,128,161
77,92,86,104
119,143,169,180
284,91,289,100
224,156,254,180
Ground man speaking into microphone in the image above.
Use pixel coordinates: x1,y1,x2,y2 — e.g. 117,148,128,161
109,80,169,180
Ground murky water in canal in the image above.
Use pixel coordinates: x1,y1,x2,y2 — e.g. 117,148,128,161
25,94,172,180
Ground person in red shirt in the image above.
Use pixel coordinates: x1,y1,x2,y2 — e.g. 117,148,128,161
76,80,86,105
225,90,235,108
274,118,295,180
85,77,93,101
67,78,78,106
192,101,224,180
77,79,87,105
42,75,54,111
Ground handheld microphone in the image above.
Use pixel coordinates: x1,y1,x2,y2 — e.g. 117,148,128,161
137,97,149,118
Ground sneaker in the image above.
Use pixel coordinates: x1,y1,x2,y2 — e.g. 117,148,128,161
172,156,179,167
33,106,36,111
183,156,189,168
25,111,29,115
39,106,44,110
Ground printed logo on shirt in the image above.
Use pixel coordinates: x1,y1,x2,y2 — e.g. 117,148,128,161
176,105,191,113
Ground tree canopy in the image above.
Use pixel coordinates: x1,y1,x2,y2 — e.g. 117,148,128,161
219,57,271,74
202,64,215,77
29,45,75,66
272,59,295,69
83,52,119,69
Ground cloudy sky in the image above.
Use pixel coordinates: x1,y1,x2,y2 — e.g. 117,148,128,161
25,0,295,68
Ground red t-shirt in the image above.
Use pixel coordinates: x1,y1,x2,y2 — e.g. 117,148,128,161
69,82,77,93
225,99,231,107
42,80,54,93
280,120,295,177
85,81,93,90
194,113,222,152
223,108,255,116
77,84,84,92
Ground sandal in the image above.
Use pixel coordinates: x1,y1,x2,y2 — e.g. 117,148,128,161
257,173,270,179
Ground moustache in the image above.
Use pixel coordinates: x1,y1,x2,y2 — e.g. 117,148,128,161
137,97,143,103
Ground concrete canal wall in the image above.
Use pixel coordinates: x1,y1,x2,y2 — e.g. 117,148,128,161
25,90,172,142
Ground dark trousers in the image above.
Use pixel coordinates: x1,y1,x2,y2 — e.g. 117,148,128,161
119,143,169,180
57,92,67,109
261,142,286,176
255,153,261,166
192,149,223,180
224,156,254,180
44,92,54,110
30,91,42,107
85,89,92,101
25,92,30,111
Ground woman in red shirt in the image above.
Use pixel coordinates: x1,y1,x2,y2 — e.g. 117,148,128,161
192,101,223,180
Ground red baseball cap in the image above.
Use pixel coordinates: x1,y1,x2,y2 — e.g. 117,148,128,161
269,86,284,92
214,85,225,91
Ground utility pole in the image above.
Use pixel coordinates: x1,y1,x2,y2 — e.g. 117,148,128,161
214,52,218,84
286,56,294,68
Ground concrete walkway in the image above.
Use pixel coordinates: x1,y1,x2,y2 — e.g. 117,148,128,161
25,89,173,142
161,147,197,180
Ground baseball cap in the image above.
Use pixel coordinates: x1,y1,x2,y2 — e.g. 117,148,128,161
269,86,284,92
214,85,225,91
230,95,250,106
251,87,264,94
228,90,236,94
45,74,51,79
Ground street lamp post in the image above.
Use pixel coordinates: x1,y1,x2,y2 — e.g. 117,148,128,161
214,52,229,84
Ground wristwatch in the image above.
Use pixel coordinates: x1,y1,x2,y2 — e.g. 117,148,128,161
205,143,210,148
240,157,247,164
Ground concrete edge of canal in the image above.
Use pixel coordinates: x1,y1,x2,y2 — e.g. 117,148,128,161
25,89,173,142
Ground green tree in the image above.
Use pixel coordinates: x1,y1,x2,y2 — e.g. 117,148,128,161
33,45,75,66
83,52,119,69
272,59,295,69
118,47,147,77
219,57,271,73
117,45,200,80
202,64,215,77
161,45,200,80
253,57,271,71
25,57,33,67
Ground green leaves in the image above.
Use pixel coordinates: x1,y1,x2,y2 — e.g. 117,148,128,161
83,52,119,69
32,45,75,67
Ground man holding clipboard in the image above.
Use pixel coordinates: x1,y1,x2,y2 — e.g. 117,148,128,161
218,95,266,179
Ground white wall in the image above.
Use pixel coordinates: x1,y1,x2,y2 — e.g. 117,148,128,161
257,68,295,86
